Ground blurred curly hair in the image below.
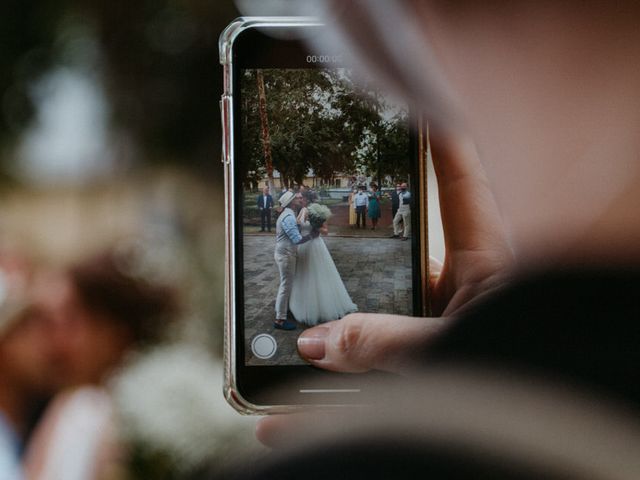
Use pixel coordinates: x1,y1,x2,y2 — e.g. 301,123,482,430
69,251,179,346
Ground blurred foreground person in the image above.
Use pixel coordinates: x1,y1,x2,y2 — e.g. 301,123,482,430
243,0,640,478
0,257,55,480
24,250,178,480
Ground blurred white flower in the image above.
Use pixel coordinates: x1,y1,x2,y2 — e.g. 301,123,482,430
110,344,254,471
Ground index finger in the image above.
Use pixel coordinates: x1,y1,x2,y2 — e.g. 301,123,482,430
428,130,514,315
429,131,511,256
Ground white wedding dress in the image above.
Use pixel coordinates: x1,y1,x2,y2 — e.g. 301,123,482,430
289,213,358,326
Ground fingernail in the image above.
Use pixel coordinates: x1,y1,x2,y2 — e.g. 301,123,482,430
297,327,329,360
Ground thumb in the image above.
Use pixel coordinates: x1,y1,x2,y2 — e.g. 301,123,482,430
297,313,447,374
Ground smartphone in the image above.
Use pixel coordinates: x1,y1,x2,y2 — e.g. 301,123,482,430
220,17,430,414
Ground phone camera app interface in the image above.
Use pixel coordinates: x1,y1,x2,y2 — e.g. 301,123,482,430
240,68,414,366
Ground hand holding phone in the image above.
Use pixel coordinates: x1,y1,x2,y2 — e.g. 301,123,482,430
220,17,512,413
290,133,513,371
258,131,514,444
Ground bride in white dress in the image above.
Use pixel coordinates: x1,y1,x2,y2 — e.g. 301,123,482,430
289,198,358,326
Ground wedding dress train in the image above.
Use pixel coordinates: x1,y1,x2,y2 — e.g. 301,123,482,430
289,219,357,326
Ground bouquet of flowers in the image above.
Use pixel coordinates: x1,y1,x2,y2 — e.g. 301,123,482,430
307,203,332,230
111,344,255,477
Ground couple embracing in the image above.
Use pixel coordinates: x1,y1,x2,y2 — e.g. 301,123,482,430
274,190,357,330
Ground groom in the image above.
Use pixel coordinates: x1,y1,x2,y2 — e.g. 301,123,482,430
273,191,318,330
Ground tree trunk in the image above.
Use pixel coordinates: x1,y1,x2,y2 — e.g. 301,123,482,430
256,70,275,193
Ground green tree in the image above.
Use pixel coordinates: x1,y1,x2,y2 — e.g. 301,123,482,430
240,68,407,189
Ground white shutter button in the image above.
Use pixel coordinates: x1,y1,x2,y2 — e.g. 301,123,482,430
251,334,277,359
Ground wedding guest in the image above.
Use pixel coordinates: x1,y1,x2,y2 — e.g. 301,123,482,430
367,183,382,230
354,185,368,229
256,186,274,232
390,183,401,221
391,182,411,240
347,187,357,228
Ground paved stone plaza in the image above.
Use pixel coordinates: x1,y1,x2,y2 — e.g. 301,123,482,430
242,233,412,365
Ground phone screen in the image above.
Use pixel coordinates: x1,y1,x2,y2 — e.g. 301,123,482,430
227,24,424,406
238,66,418,366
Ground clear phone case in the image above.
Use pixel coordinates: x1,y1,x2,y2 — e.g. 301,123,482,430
219,17,321,415
219,17,429,415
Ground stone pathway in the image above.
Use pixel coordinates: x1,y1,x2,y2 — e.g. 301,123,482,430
242,234,412,365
